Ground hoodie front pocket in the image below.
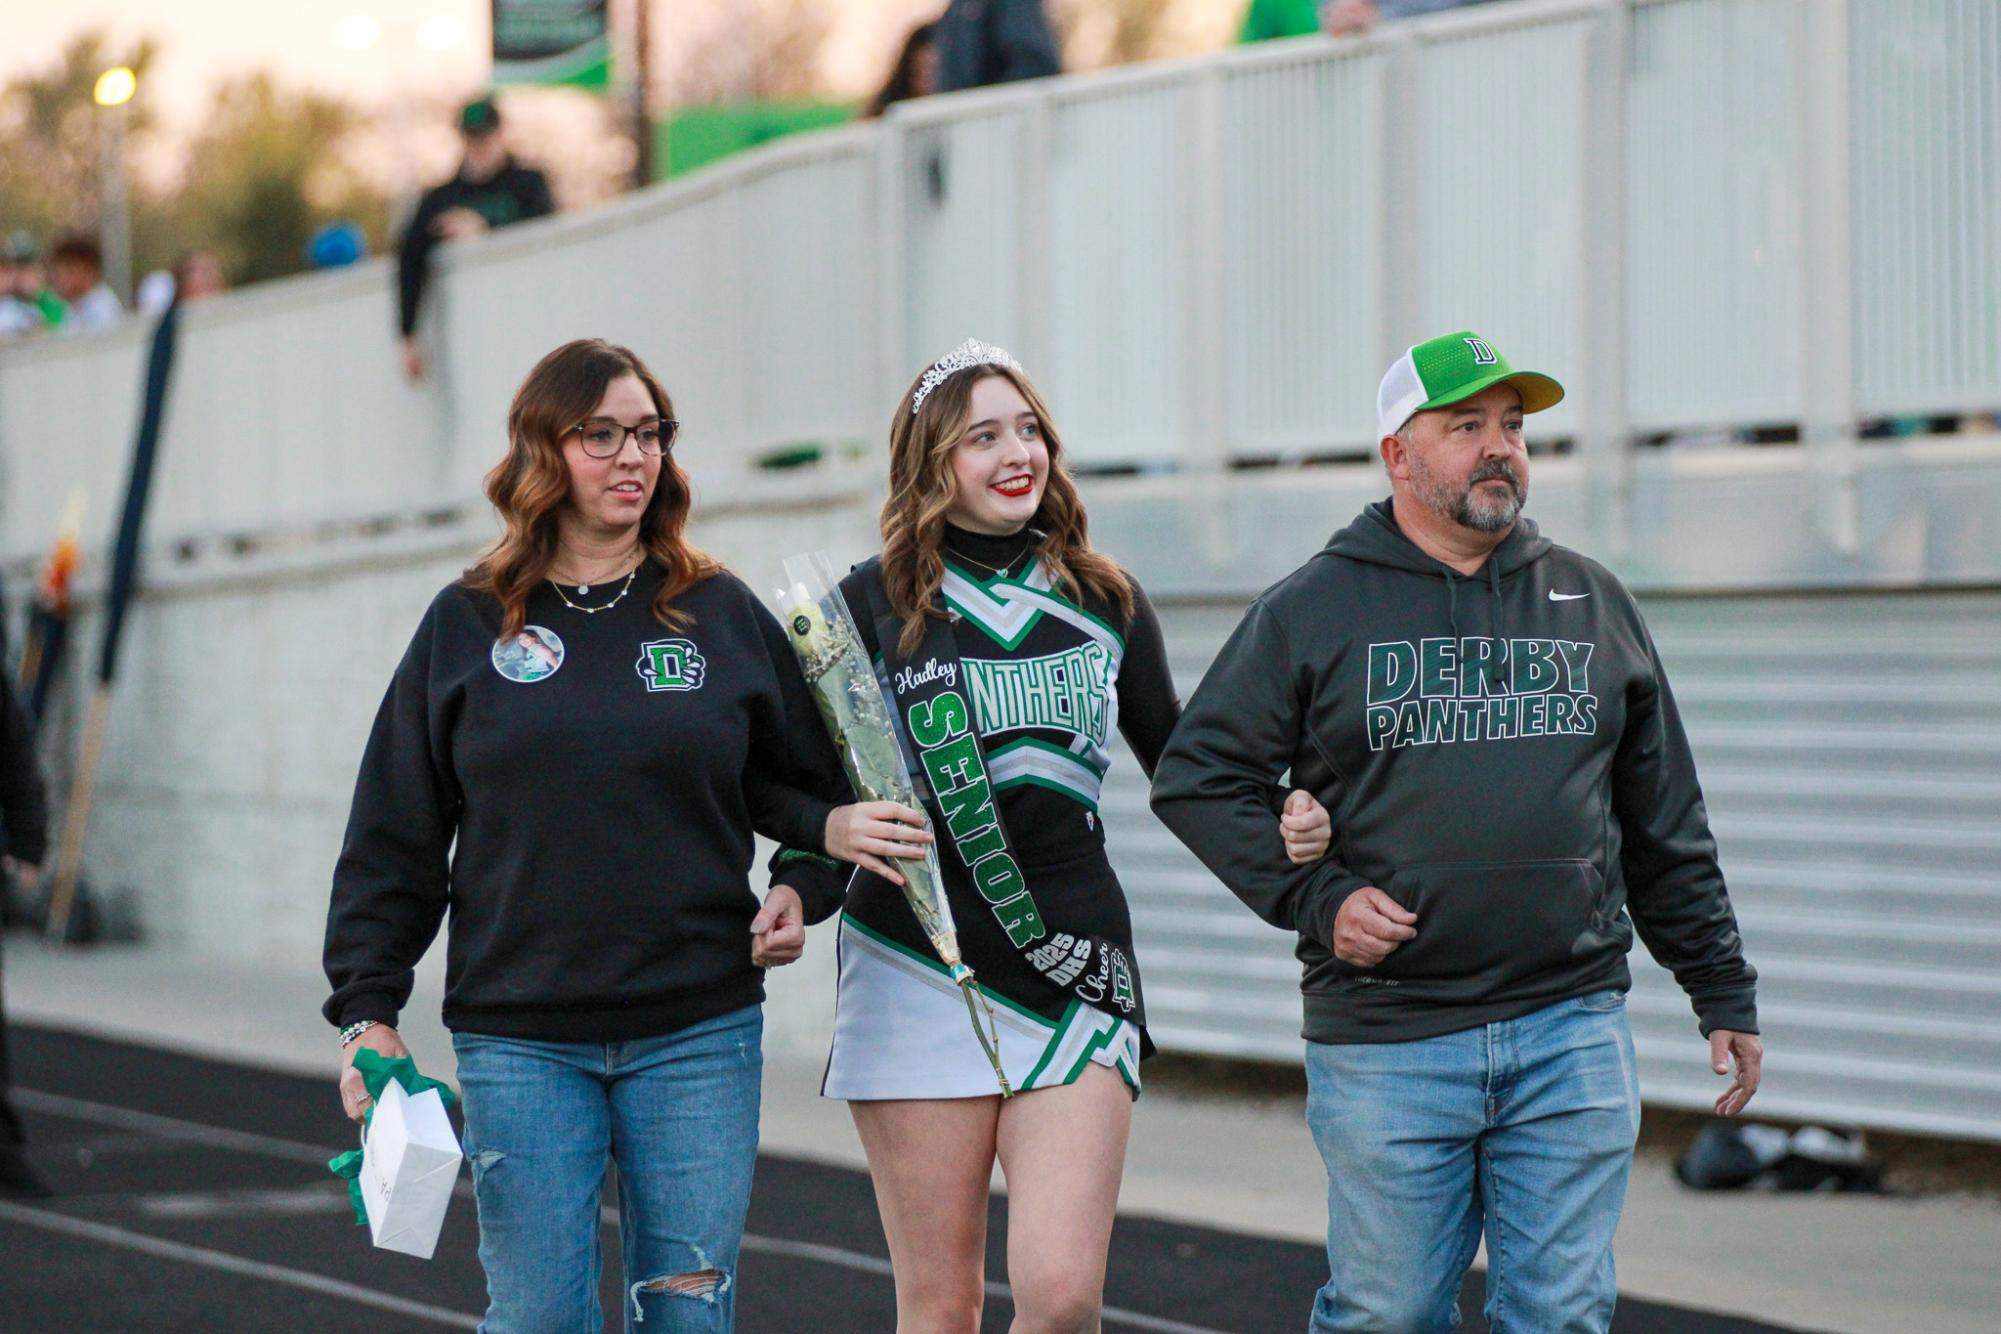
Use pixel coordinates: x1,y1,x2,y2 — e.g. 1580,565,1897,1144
1378,859,1603,989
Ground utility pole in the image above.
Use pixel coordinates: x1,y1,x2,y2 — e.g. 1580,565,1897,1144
632,0,654,187
92,67,136,303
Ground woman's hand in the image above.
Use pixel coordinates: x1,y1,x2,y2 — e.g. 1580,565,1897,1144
751,884,807,967
339,1024,411,1125
824,801,933,886
1280,789,1333,864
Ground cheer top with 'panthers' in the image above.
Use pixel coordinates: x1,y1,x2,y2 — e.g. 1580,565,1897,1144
823,525,1177,1097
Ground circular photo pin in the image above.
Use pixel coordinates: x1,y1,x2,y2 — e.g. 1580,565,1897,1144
491,625,565,683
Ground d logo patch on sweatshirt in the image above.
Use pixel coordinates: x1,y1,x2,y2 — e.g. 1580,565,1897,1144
636,638,706,692
491,626,564,683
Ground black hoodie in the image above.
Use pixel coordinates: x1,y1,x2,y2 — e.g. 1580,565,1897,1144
1150,499,1757,1044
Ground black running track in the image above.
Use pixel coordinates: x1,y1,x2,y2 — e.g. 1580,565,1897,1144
0,1024,1812,1333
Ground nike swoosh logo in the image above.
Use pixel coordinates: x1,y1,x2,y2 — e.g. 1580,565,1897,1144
1548,590,1591,601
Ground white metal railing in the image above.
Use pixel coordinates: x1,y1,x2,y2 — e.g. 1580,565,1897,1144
3,0,1996,567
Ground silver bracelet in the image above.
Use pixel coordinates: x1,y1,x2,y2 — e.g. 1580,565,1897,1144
338,1020,379,1047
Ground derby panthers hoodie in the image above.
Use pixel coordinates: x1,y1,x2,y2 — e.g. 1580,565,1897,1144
1150,499,1758,1044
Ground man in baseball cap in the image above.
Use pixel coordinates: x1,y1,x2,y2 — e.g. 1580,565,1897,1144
1154,330,1763,1331
394,95,553,382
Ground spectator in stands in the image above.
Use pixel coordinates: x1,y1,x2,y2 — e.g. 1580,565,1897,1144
1323,0,1505,36
0,667,52,1198
0,241,45,340
396,96,553,383
1239,0,1320,42
134,270,176,316
864,20,941,117
135,250,226,316
934,0,1060,93
175,249,228,303
308,220,367,269
48,234,123,335
1,236,67,339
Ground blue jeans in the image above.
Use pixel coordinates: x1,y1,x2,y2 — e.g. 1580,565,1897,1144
452,1005,764,1333
1303,993,1640,1334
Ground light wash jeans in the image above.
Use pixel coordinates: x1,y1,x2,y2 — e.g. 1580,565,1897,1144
1304,992,1641,1334
452,1005,764,1333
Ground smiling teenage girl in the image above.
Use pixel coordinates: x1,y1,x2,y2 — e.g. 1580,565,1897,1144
823,340,1333,1333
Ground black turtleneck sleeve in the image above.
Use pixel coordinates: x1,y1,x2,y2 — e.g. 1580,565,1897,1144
1115,579,1177,778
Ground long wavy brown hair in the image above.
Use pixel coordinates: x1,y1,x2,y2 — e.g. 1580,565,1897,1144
465,339,718,639
880,358,1132,657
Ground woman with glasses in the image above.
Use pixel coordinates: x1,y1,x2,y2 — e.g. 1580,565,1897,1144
323,338,924,1331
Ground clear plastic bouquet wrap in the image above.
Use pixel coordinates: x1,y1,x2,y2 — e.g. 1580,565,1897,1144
772,552,1010,1095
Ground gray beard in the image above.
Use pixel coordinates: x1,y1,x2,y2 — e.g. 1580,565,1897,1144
1413,458,1525,533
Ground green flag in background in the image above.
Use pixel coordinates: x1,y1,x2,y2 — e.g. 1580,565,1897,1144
492,0,611,90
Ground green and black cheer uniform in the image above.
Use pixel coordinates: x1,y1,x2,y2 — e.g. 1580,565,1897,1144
822,525,1178,1098
323,562,847,1044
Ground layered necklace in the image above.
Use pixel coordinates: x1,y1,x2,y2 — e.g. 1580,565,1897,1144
549,553,643,615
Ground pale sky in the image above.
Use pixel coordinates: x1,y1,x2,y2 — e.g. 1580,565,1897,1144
4,0,496,132
4,1,1244,135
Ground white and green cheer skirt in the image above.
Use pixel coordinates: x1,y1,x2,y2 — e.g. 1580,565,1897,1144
823,915,1141,1101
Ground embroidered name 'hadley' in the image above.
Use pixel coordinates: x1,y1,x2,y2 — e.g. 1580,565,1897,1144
1366,636,1597,752
907,689,1047,948
636,638,707,692
963,643,1113,744
894,658,956,694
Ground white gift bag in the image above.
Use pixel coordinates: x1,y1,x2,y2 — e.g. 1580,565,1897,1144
358,1078,463,1259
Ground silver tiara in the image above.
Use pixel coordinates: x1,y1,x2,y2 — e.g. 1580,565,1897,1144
910,337,1022,414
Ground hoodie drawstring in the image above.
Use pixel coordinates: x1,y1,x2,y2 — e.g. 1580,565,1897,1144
1488,560,1507,691
1442,561,1508,692
1444,567,1462,647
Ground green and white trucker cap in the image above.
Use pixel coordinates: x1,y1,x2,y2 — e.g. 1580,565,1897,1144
1376,331,1565,441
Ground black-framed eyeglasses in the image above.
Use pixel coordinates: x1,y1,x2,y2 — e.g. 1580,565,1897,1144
568,416,678,458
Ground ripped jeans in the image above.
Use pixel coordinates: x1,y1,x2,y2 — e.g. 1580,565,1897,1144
452,1005,763,1333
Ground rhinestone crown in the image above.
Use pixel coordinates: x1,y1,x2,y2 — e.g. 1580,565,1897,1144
911,338,1023,415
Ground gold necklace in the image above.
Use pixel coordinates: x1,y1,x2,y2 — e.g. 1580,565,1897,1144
549,562,640,615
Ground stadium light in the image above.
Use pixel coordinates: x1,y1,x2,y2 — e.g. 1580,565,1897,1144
92,67,136,107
